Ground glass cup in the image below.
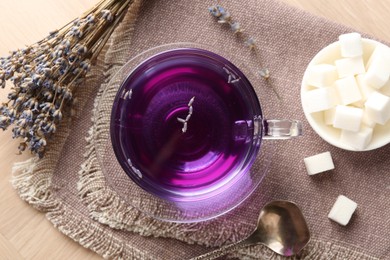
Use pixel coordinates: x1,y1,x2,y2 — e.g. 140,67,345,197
104,43,302,222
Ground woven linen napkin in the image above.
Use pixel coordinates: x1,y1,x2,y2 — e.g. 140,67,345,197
12,0,390,259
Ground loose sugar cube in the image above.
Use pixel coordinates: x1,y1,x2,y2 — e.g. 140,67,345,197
335,57,365,78
328,195,357,226
333,105,363,132
340,126,373,150
364,91,390,125
304,151,334,175
306,64,338,88
303,87,338,113
365,45,390,89
324,107,337,125
339,33,363,57
335,76,362,105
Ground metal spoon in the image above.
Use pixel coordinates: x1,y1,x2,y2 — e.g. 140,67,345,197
192,200,310,260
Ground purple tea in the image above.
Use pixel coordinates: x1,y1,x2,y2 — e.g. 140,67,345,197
110,48,262,201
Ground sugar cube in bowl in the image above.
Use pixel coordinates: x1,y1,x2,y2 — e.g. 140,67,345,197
301,35,390,151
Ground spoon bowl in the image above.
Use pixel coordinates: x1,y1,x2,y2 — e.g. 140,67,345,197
192,200,310,259
251,200,310,256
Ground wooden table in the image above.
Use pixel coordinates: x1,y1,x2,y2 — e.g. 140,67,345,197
0,1,389,259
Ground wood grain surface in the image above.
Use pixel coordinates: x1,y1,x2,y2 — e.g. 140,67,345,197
0,1,389,259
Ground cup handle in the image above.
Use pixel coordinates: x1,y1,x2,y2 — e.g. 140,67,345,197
262,119,302,140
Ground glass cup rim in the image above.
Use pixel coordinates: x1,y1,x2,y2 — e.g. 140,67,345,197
110,45,264,200
101,42,274,223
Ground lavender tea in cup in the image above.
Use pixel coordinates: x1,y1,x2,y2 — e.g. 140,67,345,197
110,48,300,202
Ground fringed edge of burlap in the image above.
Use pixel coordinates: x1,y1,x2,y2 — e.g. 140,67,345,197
10,95,79,211
10,118,149,259
10,1,153,259
11,157,147,259
12,158,148,259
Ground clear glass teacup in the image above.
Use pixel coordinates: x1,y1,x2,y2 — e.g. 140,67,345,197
106,43,302,222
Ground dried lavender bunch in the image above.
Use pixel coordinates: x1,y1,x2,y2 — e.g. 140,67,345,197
208,4,281,99
0,0,133,157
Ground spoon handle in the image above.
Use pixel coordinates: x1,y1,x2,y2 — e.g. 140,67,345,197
191,239,252,260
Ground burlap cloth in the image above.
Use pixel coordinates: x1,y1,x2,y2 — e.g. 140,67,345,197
11,0,390,259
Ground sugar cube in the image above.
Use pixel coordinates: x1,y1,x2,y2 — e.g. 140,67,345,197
339,33,363,58
303,87,338,113
333,105,363,132
328,195,357,226
364,91,390,125
324,107,337,125
335,57,365,78
304,151,334,175
364,62,390,89
365,45,390,89
306,64,338,88
366,44,390,71
362,109,376,128
340,126,373,150
335,76,362,105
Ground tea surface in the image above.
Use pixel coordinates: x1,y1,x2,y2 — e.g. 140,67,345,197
111,48,261,199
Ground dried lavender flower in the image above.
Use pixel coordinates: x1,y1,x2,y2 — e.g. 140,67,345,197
230,22,243,34
218,12,231,24
245,37,256,50
208,6,223,18
259,68,270,79
208,4,281,100
0,0,134,158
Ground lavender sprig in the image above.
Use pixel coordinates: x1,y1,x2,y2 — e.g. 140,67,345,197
0,0,133,157
208,4,281,100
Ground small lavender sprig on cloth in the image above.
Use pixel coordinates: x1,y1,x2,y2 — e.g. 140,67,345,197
0,0,133,157
208,4,281,100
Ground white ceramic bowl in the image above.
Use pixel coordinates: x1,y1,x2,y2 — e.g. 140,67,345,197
301,38,390,151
